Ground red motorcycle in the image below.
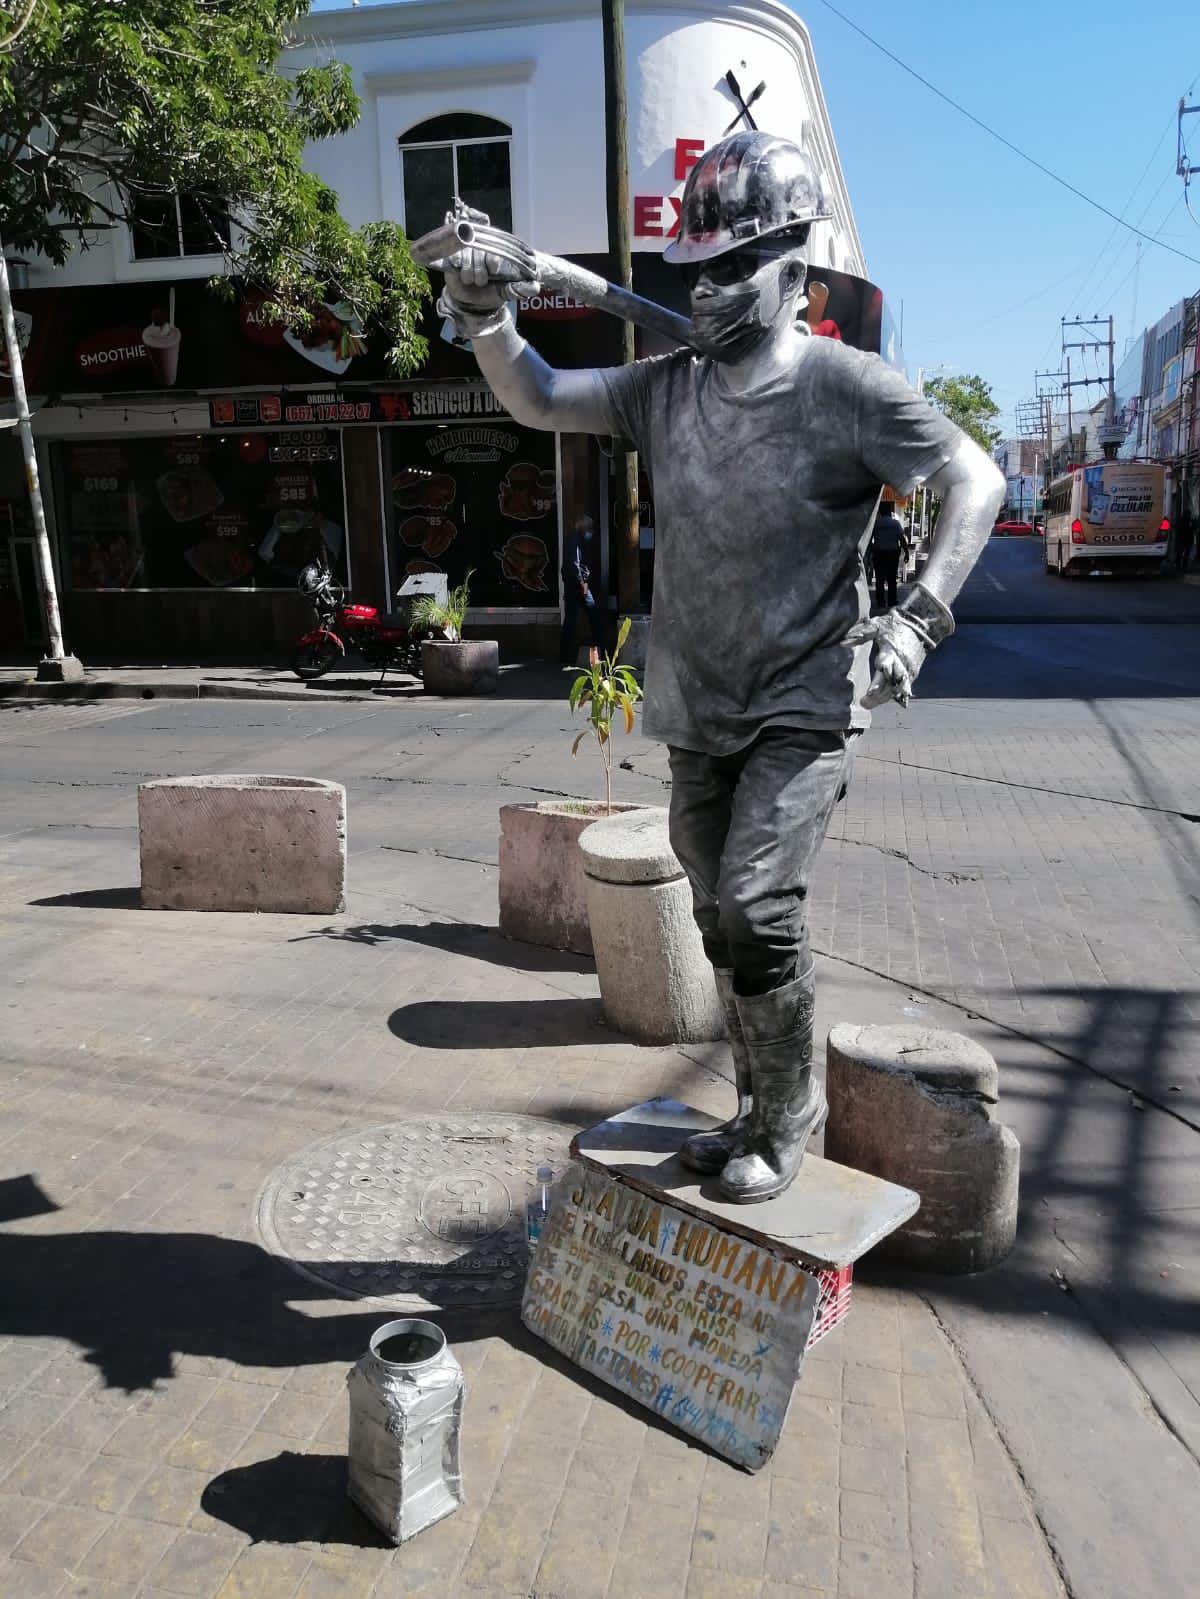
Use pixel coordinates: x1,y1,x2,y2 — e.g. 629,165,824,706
293,565,426,682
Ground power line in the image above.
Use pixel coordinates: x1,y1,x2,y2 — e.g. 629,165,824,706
809,0,1200,267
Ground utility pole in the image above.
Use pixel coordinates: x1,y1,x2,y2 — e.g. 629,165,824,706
1177,97,1200,185
0,244,82,681
1033,368,1065,486
1065,356,1073,464
601,0,642,617
1062,317,1122,458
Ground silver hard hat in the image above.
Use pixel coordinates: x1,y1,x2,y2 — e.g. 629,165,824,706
663,131,832,266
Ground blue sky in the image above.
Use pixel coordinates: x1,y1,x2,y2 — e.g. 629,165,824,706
802,0,1200,430
310,1,1200,433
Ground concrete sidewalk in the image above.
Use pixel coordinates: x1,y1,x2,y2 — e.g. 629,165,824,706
0,761,1061,1597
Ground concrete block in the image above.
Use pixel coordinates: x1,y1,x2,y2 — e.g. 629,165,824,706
498,800,642,954
139,774,346,913
579,808,723,1044
825,1024,1019,1274
420,639,499,695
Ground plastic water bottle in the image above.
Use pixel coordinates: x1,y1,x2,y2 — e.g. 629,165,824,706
525,1163,555,1245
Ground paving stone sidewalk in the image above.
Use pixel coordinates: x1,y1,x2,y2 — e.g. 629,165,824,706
0,806,1061,1598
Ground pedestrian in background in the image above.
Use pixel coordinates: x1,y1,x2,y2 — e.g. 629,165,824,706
1176,505,1195,575
870,500,911,611
560,514,606,664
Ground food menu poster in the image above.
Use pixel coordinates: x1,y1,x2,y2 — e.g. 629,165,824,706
522,1165,818,1471
388,421,560,608
60,432,346,591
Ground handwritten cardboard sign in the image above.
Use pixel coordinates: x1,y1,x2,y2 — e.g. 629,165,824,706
521,1165,818,1470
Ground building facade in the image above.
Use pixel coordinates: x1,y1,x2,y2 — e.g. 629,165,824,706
2,0,886,661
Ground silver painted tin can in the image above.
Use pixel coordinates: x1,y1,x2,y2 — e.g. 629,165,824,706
346,1317,465,1544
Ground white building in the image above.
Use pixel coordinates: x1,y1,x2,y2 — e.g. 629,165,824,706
3,0,881,660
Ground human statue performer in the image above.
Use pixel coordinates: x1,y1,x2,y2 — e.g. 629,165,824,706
435,132,1004,1203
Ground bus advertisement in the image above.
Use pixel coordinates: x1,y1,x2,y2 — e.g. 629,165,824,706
1043,461,1168,577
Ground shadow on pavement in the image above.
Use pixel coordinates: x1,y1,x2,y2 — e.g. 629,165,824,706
202,1453,390,1549
389,996,611,1049
0,1174,60,1222
0,1227,392,1390
29,886,142,910
916,623,1200,699
295,918,594,976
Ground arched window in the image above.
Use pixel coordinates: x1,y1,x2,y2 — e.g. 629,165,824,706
399,113,513,240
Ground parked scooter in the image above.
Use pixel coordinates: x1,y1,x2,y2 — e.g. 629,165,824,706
293,564,426,682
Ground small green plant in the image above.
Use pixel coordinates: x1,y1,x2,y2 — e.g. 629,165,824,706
410,569,473,642
568,617,644,813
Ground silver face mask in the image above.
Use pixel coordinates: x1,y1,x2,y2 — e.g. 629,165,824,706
688,253,806,364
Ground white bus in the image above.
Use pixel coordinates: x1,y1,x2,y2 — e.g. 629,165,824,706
1043,461,1169,577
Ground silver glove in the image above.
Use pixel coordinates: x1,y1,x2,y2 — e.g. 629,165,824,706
849,583,954,708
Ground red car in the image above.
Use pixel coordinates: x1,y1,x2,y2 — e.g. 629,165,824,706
993,520,1034,537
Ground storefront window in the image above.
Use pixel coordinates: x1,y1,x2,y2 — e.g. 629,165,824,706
387,409,558,608
399,114,513,239
58,431,346,591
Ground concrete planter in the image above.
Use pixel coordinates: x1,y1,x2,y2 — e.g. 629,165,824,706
139,774,346,913
498,800,643,954
421,638,499,696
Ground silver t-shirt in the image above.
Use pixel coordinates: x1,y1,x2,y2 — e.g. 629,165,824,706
600,337,963,754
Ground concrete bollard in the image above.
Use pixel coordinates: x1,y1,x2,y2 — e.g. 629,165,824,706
139,774,346,914
579,808,723,1045
824,1024,1019,1274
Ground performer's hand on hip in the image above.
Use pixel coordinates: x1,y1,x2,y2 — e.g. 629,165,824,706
848,612,929,709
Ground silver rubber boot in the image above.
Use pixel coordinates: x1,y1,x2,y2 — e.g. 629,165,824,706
679,969,755,1174
718,966,826,1203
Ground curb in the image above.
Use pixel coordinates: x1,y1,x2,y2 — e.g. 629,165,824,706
0,679,391,704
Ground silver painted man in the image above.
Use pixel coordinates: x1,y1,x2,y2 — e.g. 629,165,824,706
439,132,1004,1203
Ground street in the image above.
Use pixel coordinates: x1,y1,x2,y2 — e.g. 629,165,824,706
1,540,1199,1596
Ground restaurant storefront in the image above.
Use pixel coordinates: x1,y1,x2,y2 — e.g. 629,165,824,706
2,270,620,660
3,255,894,661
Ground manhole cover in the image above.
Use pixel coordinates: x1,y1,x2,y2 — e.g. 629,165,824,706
256,1113,578,1311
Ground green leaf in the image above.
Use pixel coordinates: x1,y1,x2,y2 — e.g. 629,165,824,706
617,615,632,653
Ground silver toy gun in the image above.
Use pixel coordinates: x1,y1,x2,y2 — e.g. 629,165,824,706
410,199,696,349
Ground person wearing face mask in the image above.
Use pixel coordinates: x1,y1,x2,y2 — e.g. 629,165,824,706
560,514,605,665
436,131,1003,1203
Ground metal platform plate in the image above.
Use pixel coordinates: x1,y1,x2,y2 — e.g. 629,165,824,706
572,1098,920,1270
257,1113,578,1311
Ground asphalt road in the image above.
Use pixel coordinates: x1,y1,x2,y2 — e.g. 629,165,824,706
919,535,1200,699
953,532,1200,623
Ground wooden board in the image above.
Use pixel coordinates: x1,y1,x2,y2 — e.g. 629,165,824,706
522,1162,818,1470
571,1098,920,1271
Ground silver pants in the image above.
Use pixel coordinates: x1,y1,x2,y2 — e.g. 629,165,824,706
668,727,857,996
